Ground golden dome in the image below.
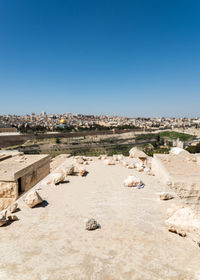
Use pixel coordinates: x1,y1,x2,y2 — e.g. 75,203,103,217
60,118,66,124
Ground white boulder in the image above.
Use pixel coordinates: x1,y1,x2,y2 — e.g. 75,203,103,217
121,161,128,167
8,202,18,213
104,159,115,165
85,218,99,230
25,191,43,208
124,176,144,188
159,192,174,200
127,164,135,169
166,207,200,242
113,154,124,161
98,155,107,160
77,159,84,164
170,147,189,155
0,210,7,226
52,173,65,185
64,164,75,175
129,147,147,159
136,166,144,172
78,167,86,177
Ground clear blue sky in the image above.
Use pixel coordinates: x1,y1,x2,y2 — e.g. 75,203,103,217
0,0,200,117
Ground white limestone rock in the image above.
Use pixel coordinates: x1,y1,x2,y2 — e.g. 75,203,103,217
127,164,135,169
104,159,115,165
52,173,65,185
136,166,144,172
166,207,200,242
85,218,99,230
135,162,143,168
113,154,124,161
121,161,128,167
25,191,43,208
7,214,18,221
8,202,18,213
117,154,124,161
82,156,89,161
144,167,150,173
77,159,84,164
79,167,86,177
64,164,75,175
159,192,174,200
129,147,147,159
124,176,144,188
113,155,119,161
98,155,107,160
0,210,7,226
133,161,144,172
170,147,189,155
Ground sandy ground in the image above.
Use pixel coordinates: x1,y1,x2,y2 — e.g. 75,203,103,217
0,158,200,280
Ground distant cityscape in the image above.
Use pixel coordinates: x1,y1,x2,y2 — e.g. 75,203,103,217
0,113,200,132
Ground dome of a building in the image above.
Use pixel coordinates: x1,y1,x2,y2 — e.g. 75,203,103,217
60,118,66,124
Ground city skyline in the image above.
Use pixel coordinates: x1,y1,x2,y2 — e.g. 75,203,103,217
1,0,200,117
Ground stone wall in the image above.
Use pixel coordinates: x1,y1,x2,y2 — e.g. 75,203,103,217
171,181,200,209
0,181,18,211
151,155,171,183
21,160,50,192
0,158,50,211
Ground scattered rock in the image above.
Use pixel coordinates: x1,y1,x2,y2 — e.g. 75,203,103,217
121,161,128,167
0,210,7,226
77,159,84,164
52,173,65,185
104,159,115,165
86,218,99,230
136,166,144,172
159,192,174,200
79,167,86,177
65,164,75,175
144,167,150,173
98,155,107,160
25,191,43,208
113,155,119,161
113,154,124,161
129,147,147,159
8,202,18,213
82,156,89,161
165,207,200,242
127,164,135,169
170,147,189,155
124,176,144,188
7,215,18,221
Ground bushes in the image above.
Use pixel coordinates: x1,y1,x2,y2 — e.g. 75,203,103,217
186,143,200,153
56,138,61,144
159,131,195,142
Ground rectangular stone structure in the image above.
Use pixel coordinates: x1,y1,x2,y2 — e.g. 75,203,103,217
152,153,200,208
0,154,50,210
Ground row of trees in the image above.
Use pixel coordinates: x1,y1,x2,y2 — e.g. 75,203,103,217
16,124,140,134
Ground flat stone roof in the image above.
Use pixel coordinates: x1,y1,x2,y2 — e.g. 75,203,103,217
154,153,200,183
1,157,200,279
0,154,50,181
0,150,22,161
